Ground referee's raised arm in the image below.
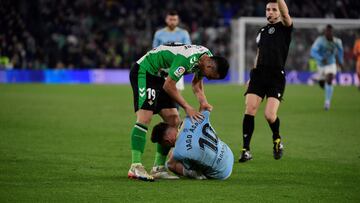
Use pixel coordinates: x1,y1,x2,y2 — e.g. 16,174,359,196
277,0,292,27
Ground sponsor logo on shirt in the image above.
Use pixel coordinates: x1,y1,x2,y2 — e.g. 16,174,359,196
190,56,197,64
174,66,186,77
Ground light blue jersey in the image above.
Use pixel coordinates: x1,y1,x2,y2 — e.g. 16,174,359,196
310,36,344,67
152,27,191,48
172,111,234,180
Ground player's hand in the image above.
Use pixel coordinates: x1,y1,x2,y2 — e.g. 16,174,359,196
195,174,207,180
199,102,213,112
185,105,204,122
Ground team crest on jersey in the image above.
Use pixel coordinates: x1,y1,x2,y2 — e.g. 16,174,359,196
174,66,186,77
268,27,275,34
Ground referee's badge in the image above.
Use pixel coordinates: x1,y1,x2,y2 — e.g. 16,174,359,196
268,27,275,34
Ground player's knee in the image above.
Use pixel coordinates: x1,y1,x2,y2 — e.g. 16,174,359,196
264,111,277,123
136,117,152,125
245,104,258,115
326,74,334,85
166,159,176,172
325,78,332,85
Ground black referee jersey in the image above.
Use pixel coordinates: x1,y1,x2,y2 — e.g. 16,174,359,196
255,21,293,72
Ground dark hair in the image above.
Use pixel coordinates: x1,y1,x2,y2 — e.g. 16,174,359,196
151,122,170,143
326,24,333,30
211,56,229,79
167,10,178,16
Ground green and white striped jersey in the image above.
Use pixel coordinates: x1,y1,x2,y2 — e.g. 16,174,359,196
136,44,213,82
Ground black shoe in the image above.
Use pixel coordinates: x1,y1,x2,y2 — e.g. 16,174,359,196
239,149,252,162
273,138,283,160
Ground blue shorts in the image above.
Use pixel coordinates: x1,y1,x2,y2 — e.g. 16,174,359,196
207,142,234,180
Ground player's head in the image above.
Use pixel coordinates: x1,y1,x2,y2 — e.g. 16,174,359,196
266,0,281,24
199,55,229,80
165,10,179,30
324,24,333,41
151,122,177,148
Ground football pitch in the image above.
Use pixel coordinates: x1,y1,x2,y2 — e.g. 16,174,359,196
0,84,359,202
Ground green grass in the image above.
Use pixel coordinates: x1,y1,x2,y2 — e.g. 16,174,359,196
0,84,360,202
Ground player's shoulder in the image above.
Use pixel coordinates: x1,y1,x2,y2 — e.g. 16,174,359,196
315,36,325,43
154,27,167,35
177,45,211,58
258,25,267,33
176,27,190,34
280,21,294,32
192,45,211,55
333,37,343,44
201,110,211,118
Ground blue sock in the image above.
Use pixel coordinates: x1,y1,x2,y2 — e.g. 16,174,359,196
324,83,333,103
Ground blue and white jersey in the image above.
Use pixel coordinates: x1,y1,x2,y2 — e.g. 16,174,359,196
310,36,344,67
172,111,234,180
152,27,191,48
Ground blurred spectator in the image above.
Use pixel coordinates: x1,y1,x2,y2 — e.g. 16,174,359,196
0,0,359,69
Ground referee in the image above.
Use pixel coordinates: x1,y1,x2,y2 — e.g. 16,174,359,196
239,0,293,162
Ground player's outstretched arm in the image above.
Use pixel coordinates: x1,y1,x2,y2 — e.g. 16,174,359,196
336,38,344,66
166,157,206,180
164,77,189,108
277,0,292,27
164,77,203,121
191,74,213,111
310,38,324,63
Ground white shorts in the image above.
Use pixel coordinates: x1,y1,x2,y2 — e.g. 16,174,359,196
176,77,185,91
317,63,337,80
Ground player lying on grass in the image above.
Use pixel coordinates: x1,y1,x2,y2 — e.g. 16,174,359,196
151,110,234,180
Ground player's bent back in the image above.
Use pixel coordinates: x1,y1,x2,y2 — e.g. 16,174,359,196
172,111,234,180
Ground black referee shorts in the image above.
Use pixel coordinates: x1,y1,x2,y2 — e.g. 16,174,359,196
245,69,286,101
129,63,177,114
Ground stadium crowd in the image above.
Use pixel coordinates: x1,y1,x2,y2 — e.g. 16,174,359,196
1,0,360,69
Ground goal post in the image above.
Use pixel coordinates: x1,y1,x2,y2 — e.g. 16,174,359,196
230,17,360,84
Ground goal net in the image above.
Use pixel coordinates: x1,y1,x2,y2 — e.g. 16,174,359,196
230,17,360,85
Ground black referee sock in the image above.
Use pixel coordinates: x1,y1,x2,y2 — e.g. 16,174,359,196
242,114,255,151
269,117,281,141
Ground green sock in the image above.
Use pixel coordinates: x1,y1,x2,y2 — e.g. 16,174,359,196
130,123,147,164
154,143,170,166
